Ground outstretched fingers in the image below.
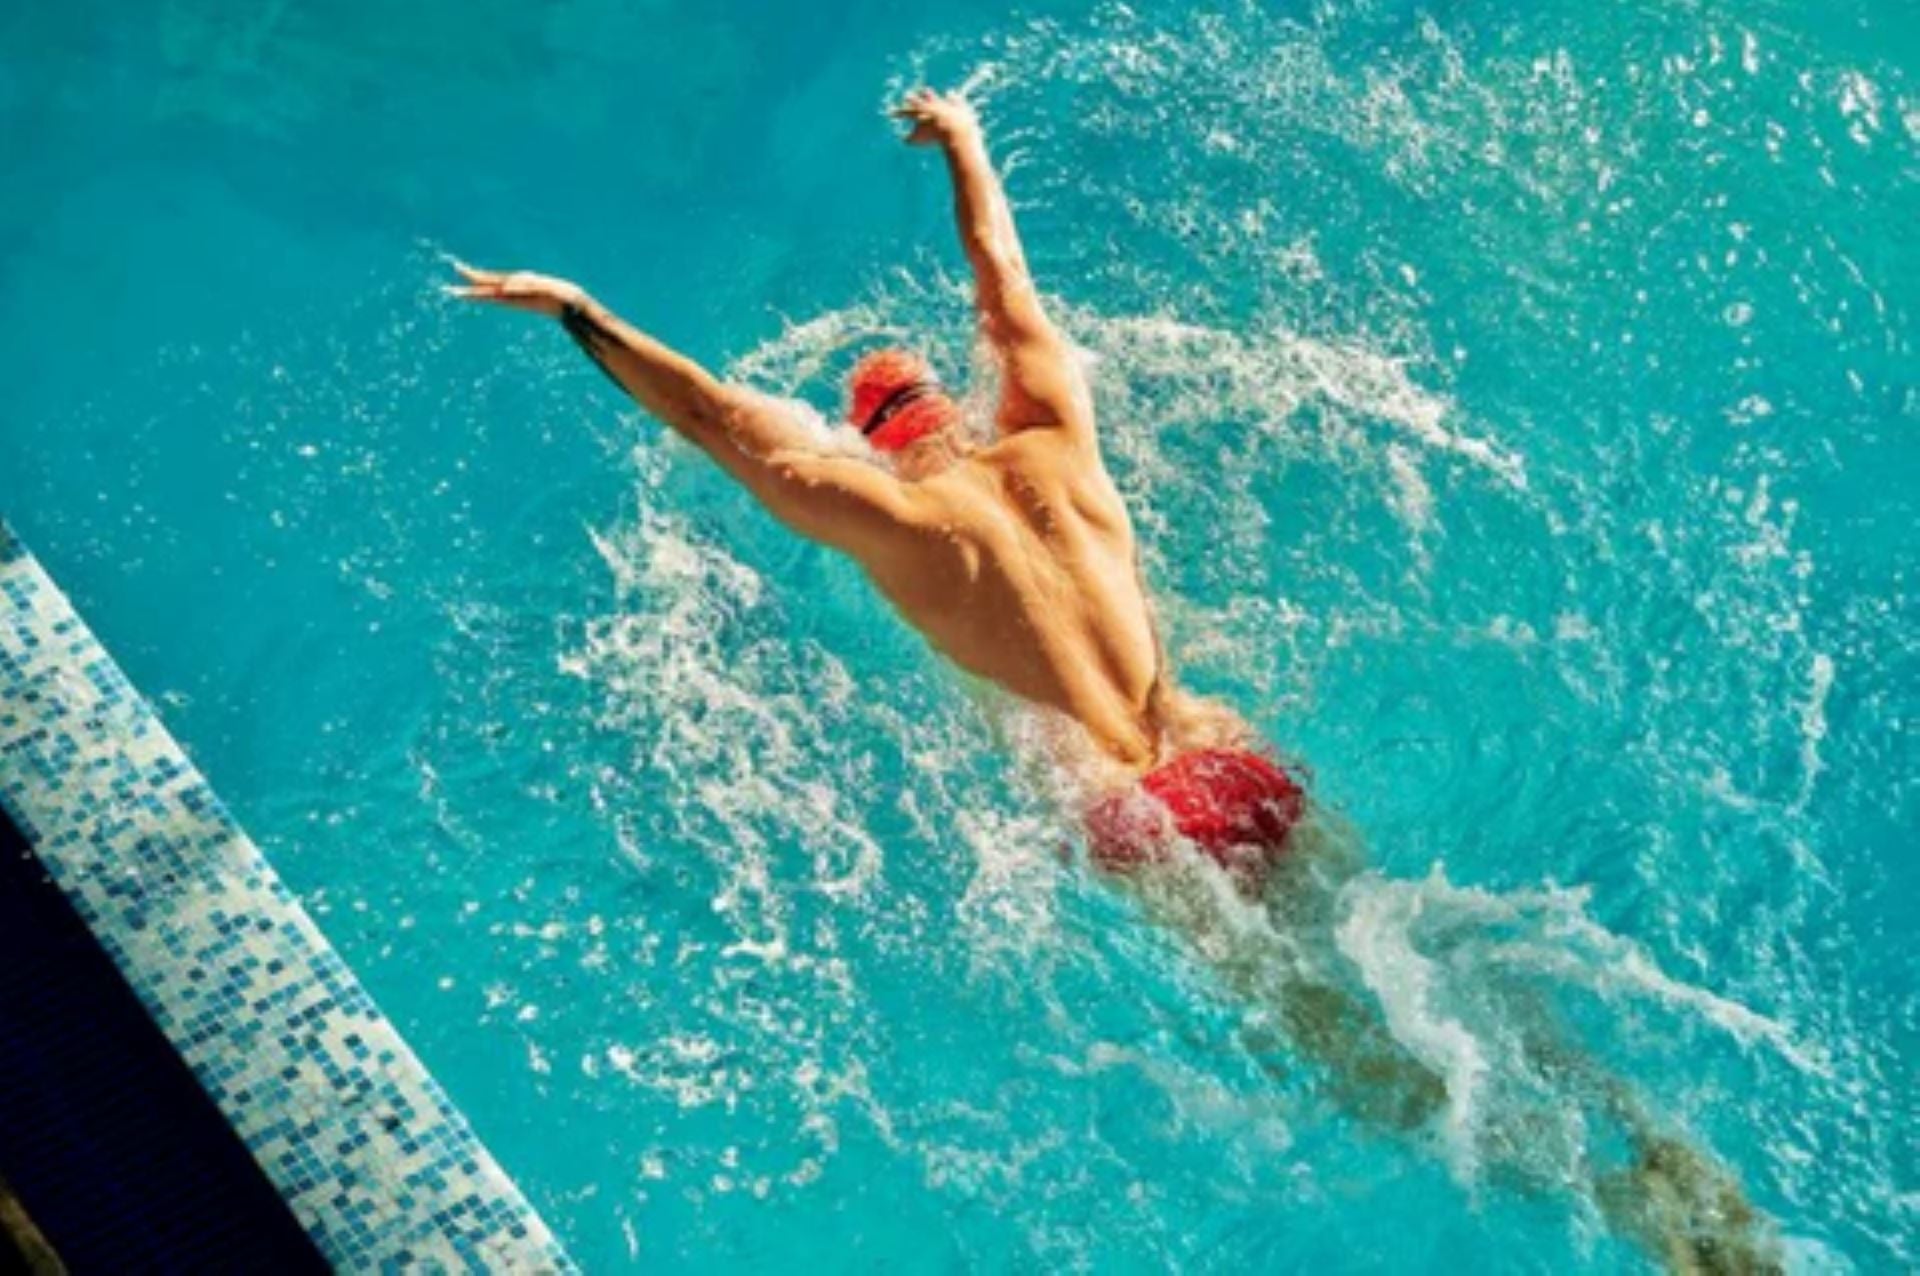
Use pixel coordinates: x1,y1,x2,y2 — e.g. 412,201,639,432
439,262,583,317
889,87,980,148
892,86,933,109
442,258,508,303
450,259,503,286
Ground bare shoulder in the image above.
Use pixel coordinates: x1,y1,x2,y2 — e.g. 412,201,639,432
977,418,1107,494
976,422,1137,546
905,456,995,528
996,349,1098,439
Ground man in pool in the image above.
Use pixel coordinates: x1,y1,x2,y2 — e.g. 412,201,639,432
451,88,1777,1273
449,86,1304,894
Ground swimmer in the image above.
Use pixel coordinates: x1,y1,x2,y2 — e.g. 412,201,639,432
448,87,1292,887
448,87,1778,1272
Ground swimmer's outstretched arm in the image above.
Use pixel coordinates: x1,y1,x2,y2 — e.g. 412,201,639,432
446,263,923,555
893,89,1091,437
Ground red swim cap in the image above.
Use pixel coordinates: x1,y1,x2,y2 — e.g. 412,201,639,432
848,348,959,453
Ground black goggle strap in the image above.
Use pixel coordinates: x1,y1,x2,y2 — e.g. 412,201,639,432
859,380,941,436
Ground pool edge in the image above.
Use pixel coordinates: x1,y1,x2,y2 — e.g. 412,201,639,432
0,520,575,1271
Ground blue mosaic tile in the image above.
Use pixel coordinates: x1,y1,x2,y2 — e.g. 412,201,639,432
0,520,574,1273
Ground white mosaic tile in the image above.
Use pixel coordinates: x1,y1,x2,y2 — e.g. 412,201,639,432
0,522,576,1273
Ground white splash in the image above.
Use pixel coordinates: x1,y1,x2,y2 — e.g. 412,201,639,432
1334,864,1825,1185
1794,652,1836,812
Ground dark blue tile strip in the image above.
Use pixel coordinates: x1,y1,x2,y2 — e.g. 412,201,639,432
0,806,331,1273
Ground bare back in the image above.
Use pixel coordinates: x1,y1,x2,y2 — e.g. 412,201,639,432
857,428,1165,771
481,90,1240,779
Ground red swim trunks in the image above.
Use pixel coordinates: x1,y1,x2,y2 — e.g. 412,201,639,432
1086,747,1306,887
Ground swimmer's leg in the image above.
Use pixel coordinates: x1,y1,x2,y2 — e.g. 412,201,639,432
1125,829,1446,1131
1592,1134,1778,1275
1264,856,1773,1271
1247,823,1446,1129
1523,1029,1781,1274
1122,832,1772,1270
1131,865,1447,1131
1259,977,1448,1131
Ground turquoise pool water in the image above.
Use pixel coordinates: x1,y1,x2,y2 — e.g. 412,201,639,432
3,0,1914,1269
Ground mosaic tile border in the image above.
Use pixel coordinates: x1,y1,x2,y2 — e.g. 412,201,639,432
0,521,574,1272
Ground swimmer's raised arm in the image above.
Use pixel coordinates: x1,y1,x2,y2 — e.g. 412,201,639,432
446,263,923,557
893,89,1091,438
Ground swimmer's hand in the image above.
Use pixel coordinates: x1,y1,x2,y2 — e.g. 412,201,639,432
891,87,979,148
443,261,586,317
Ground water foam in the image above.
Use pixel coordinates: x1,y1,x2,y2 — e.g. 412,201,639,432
1332,863,1821,1187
